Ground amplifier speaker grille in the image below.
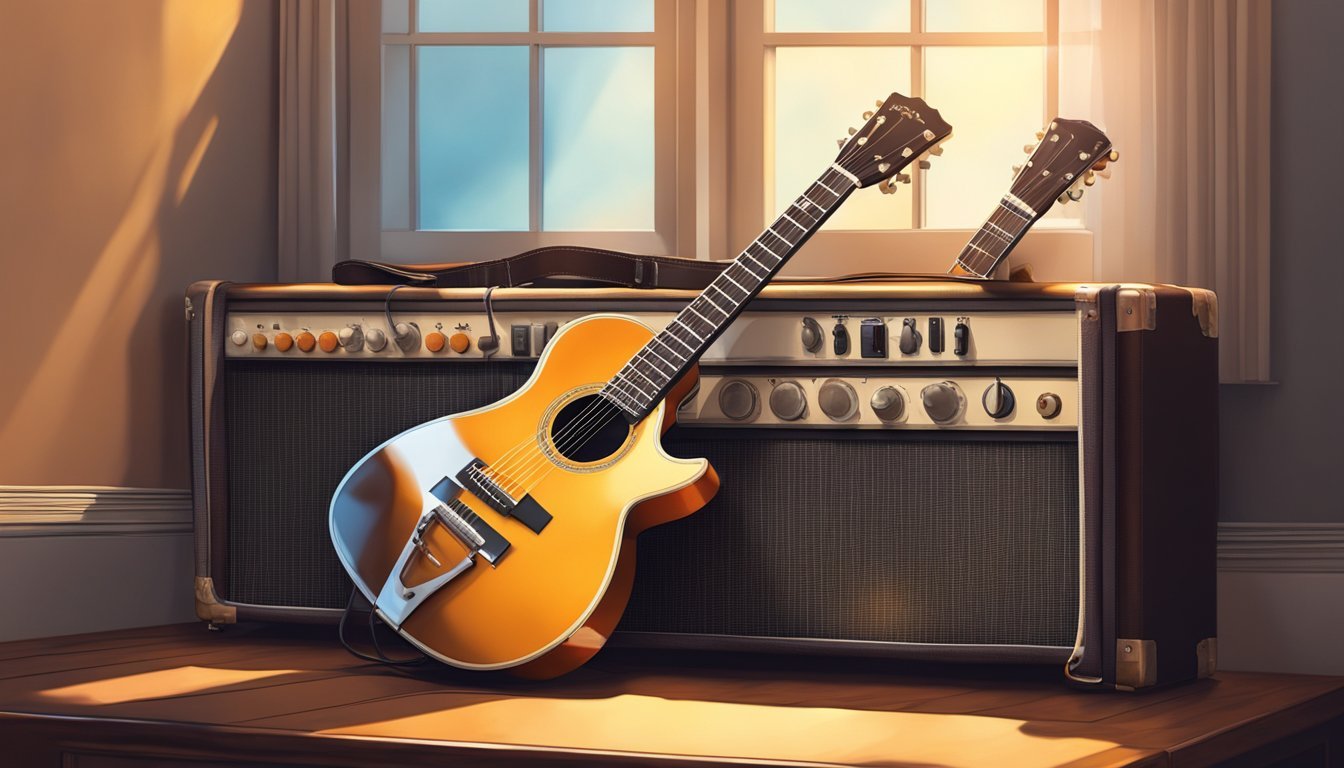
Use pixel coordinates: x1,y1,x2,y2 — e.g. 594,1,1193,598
223,361,1078,649
631,436,1079,646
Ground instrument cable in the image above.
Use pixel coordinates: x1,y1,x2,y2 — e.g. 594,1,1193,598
338,588,428,667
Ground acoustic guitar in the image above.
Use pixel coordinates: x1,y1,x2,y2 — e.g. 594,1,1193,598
948,117,1117,279
329,91,952,678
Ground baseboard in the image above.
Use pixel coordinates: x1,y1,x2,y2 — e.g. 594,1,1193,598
0,486,192,538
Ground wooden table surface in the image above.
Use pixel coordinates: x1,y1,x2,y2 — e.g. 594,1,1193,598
0,623,1340,767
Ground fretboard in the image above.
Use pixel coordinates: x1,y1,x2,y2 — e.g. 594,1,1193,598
600,167,856,421
950,194,1038,278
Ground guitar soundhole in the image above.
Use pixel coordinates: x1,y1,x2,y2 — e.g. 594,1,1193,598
549,394,632,464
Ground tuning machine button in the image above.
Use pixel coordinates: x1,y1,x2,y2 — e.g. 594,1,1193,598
718,379,759,421
800,317,823,353
870,386,906,422
818,379,858,422
769,381,807,421
338,326,363,352
230,330,248,347
982,377,1016,419
1036,392,1063,420
898,318,922,355
831,319,849,356
921,382,966,425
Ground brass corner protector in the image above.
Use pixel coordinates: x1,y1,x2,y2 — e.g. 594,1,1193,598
1115,288,1158,332
1116,638,1157,690
194,577,237,624
1184,288,1219,338
1196,637,1218,678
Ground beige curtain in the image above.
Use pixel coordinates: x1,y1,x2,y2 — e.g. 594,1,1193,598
1061,0,1272,382
278,0,350,282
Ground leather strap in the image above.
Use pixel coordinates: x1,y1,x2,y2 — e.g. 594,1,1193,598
333,246,730,290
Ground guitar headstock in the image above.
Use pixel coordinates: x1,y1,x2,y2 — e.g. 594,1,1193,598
833,92,953,191
1008,117,1117,216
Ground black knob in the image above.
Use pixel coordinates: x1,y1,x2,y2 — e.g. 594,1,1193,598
832,321,849,355
899,317,922,354
870,386,905,421
953,320,970,356
717,379,758,421
921,381,965,425
818,379,858,421
769,381,807,421
982,377,1016,419
800,317,823,352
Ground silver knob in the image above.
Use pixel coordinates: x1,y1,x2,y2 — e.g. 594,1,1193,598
769,381,807,421
818,379,858,421
365,327,388,352
338,325,364,352
870,386,905,421
982,377,1016,419
921,381,965,425
393,322,420,353
800,317,823,353
717,379,759,421
230,330,248,346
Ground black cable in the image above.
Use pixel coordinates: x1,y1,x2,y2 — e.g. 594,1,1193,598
478,285,500,357
338,588,427,667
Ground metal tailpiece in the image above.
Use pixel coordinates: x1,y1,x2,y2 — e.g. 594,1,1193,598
375,505,485,629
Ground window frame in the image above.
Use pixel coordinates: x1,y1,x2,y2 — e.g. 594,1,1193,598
350,0,1093,279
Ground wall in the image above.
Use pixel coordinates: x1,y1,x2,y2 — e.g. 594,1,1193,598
0,0,277,641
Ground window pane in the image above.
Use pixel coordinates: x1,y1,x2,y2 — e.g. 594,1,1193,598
924,0,1043,33
774,0,910,32
544,0,653,32
382,45,410,229
418,47,529,231
418,0,527,32
923,47,1045,229
543,47,654,231
774,47,912,230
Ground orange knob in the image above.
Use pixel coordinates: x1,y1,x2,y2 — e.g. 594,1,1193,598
296,331,316,352
318,331,339,353
251,333,268,351
425,331,447,353
274,332,294,352
449,332,471,354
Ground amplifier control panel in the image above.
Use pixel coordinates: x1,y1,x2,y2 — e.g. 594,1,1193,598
678,373,1077,431
224,310,1077,367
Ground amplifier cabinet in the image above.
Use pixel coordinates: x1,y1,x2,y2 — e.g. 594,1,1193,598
186,279,1218,689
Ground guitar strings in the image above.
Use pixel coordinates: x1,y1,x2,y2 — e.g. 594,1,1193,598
473,122,937,500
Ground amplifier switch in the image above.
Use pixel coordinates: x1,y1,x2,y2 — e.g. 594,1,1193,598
860,319,887,358
953,320,971,356
898,318,922,355
928,318,945,353
338,326,363,352
922,382,965,425
769,381,807,421
511,325,531,357
831,319,849,356
1036,392,1062,420
870,386,906,422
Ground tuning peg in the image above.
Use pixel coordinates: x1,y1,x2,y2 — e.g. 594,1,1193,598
1084,171,1097,186
879,178,898,194
928,145,943,156
894,172,911,184
1096,167,1112,180
1058,193,1070,205
1011,164,1023,176
1024,143,1035,154
917,160,931,170
1068,188,1085,201
875,99,884,108
863,110,875,120
1108,149,1120,162
837,138,847,148
847,126,857,136
1035,129,1046,140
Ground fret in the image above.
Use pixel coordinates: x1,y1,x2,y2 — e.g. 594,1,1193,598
815,179,841,197
606,375,647,404
634,342,682,374
954,257,983,276
719,269,751,295
708,282,743,306
601,383,645,416
619,362,663,392
998,197,1034,221
656,329,696,355
763,228,795,249
671,317,707,342
739,254,769,278
751,240,782,261
781,212,806,231
701,288,734,314
966,241,997,260
685,302,721,326
788,200,819,223
981,220,1016,242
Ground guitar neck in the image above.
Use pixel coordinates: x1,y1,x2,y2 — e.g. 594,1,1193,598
601,166,857,422
949,194,1038,278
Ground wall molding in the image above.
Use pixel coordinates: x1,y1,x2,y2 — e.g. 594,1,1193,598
0,486,192,538
1218,522,1344,573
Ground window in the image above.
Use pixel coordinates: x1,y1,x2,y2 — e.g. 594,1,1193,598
373,0,680,260
358,1,1081,273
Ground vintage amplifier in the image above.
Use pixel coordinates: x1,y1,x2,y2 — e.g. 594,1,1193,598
186,278,1218,689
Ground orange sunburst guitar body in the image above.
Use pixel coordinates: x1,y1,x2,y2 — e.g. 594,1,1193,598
329,92,952,677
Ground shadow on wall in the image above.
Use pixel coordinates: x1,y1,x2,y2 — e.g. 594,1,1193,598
0,0,278,489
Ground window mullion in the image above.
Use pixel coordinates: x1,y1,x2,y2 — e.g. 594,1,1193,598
529,0,541,232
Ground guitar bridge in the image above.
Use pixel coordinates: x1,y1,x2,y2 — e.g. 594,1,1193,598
456,458,553,534
374,499,505,629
